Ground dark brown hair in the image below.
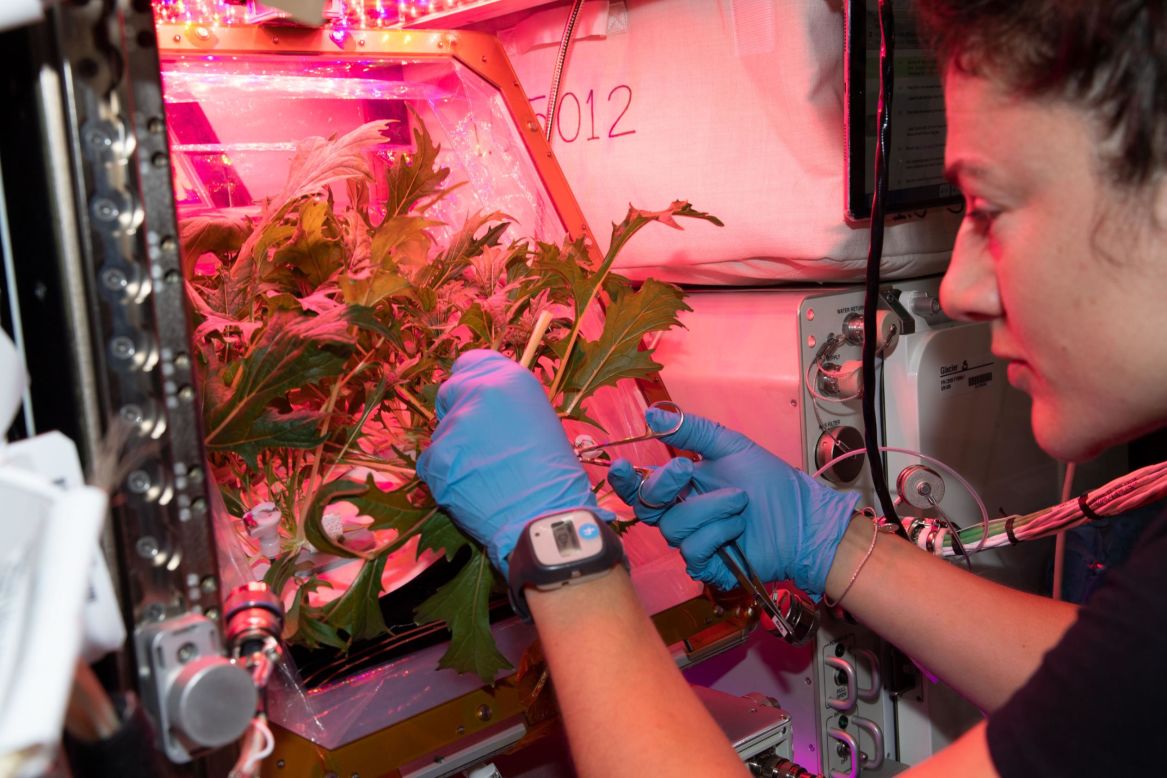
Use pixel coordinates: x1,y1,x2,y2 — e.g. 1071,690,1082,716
915,0,1167,189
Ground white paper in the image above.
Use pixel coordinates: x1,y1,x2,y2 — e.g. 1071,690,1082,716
0,0,43,32
0,470,106,774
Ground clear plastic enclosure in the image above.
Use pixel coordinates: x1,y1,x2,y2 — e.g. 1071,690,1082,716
159,31,700,749
162,53,566,248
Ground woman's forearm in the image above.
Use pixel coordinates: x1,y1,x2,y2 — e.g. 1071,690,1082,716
527,569,748,778
825,515,1079,712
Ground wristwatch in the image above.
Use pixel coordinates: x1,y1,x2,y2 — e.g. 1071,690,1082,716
506,509,628,621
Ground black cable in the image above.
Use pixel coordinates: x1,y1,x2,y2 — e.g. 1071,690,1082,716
863,0,906,539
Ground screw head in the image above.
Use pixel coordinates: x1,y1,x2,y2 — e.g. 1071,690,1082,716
119,404,145,425
110,335,136,360
475,704,492,722
92,197,120,222
136,535,160,558
176,641,199,663
84,127,113,148
127,470,152,494
101,268,128,292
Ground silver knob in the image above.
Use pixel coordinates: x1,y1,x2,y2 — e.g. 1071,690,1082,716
166,656,257,749
906,291,942,317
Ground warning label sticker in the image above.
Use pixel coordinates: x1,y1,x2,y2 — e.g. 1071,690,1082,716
939,360,996,396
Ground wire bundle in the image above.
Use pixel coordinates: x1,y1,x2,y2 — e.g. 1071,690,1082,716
932,461,1167,557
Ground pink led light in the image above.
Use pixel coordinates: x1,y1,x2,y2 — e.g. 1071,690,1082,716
151,0,542,29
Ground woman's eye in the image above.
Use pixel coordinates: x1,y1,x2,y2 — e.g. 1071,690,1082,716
965,203,1000,233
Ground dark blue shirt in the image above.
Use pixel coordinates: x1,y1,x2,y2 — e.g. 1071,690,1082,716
987,503,1167,775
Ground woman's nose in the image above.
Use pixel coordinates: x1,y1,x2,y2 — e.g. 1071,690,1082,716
939,230,1002,322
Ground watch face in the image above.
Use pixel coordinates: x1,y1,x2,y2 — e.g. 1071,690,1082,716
528,510,605,567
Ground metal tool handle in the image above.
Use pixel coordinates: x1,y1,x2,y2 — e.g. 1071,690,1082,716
715,545,818,646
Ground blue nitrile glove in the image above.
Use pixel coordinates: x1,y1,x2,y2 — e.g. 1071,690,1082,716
416,350,613,576
608,408,859,600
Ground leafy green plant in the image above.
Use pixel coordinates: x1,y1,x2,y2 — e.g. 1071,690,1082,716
182,115,720,683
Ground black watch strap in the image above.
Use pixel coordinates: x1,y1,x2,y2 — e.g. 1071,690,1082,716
506,511,627,622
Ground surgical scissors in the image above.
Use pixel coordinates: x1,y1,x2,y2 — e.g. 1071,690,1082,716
574,400,817,644
573,400,685,461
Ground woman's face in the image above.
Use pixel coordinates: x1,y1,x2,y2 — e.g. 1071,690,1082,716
939,69,1167,462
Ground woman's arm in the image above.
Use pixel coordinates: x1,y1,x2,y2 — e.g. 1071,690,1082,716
825,514,1079,712
527,569,748,778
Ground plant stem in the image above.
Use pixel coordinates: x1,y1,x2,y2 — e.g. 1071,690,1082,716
519,309,554,370
298,379,345,521
547,242,624,400
548,214,667,410
396,385,435,424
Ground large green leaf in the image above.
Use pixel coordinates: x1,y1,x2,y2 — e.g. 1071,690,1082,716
214,408,330,468
344,305,403,348
604,201,723,268
369,214,437,269
275,121,388,209
414,546,511,683
529,237,593,317
179,214,248,276
384,110,450,221
349,477,433,536
322,554,389,644
286,578,347,650
340,269,411,308
273,198,345,287
203,311,352,456
417,511,471,562
226,201,300,319
560,279,691,408
303,478,369,559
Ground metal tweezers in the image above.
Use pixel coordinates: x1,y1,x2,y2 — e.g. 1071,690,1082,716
574,401,684,508
715,542,804,643
573,402,808,642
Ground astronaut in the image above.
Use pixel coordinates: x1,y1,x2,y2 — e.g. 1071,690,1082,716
416,2,1167,775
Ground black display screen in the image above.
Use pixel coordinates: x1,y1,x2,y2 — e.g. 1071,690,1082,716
551,520,580,553
844,0,963,221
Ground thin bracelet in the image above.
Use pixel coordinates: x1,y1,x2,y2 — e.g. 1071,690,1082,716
823,514,879,608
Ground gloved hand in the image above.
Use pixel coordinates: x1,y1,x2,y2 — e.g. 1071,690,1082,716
608,408,859,600
416,350,613,576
